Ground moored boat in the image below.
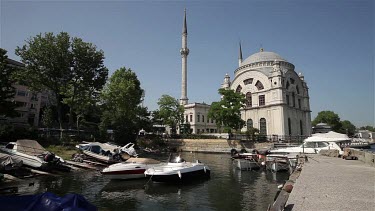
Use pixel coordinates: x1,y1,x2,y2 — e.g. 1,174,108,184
144,155,210,183
101,158,161,180
265,154,291,172
0,140,65,169
233,157,260,170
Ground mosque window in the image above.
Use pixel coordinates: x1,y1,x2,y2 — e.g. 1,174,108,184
259,95,265,106
292,93,296,107
236,85,242,93
246,92,252,107
243,78,253,85
290,78,295,84
286,81,290,89
296,85,300,94
300,120,303,135
247,119,253,129
288,118,292,135
298,99,301,109
259,118,267,135
255,81,264,90
286,95,290,106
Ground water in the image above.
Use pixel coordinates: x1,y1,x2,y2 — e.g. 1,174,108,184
15,152,289,211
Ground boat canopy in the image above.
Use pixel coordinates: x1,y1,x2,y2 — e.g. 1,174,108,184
305,131,350,142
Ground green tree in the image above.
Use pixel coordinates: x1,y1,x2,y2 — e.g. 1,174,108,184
359,125,375,132
157,95,184,135
208,88,245,133
339,120,356,137
246,127,259,141
61,37,108,127
100,67,144,144
16,32,72,132
0,48,17,117
312,110,342,132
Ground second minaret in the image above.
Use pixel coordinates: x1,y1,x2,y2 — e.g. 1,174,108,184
180,9,189,105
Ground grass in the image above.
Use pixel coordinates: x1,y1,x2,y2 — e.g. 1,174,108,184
45,145,80,160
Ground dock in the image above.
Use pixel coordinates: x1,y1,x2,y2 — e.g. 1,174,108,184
285,154,375,211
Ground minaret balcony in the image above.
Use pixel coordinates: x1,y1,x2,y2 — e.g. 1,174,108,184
180,48,190,55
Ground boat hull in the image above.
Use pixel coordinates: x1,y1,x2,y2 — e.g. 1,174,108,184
233,159,260,170
150,168,211,183
101,169,147,180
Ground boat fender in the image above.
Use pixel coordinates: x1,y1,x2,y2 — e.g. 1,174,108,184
178,171,182,179
44,153,55,162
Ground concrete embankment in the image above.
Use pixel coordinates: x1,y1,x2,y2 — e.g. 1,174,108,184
166,139,273,153
285,154,375,211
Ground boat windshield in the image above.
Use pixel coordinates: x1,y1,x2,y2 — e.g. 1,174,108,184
168,154,186,163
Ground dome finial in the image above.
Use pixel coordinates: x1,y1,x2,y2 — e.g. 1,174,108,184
260,48,264,52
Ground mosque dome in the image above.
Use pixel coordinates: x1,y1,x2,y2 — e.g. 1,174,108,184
241,50,286,66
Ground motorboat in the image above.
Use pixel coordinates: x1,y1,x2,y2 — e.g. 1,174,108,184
101,158,161,180
265,154,292,172
76,142,137,164
233,157,260,170
230,148,260,159
0,140,65,169
144,155,210,183
270,132,350,155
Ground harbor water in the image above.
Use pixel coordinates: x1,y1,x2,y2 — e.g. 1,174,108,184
14,152,289,211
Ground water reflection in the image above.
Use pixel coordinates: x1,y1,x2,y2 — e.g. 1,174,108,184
13,152,288,211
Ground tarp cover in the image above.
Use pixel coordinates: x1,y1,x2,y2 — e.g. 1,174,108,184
0,152,22,167
0,192,97,211
16,139,47,156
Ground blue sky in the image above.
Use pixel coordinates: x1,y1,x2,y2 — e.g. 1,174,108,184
1,0,374,127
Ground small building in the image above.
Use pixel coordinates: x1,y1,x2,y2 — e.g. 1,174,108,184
183,103,217,134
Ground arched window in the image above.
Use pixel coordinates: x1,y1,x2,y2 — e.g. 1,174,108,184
259,118,267,135
292,92,296,107
296,85,300,94
243,78,253,85
236,85,242,93
286,81,290,89
247,119,253,129
300,120,303,135
288,118,292,135
255,80,264,90
246,92,252,107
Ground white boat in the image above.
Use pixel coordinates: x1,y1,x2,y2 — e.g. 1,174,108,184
101,158,161,180
76,142,137,163
144,155,210,183
0,140,65,169
265,154,293,172
233,157,260,170
270,132,349,155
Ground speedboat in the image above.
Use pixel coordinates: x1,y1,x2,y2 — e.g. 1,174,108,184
101,158,161,180
265,154,293,172
0,140,65,169
144,155,210,183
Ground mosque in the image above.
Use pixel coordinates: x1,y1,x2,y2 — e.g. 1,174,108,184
178,10,311,138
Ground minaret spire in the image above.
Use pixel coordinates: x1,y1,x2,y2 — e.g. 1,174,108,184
180,8,189,105
238,41,243,67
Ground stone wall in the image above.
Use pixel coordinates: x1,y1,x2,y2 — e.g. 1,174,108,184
167,139,273,153
350,149,375,167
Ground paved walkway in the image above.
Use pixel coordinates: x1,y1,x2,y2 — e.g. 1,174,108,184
286,155,375,211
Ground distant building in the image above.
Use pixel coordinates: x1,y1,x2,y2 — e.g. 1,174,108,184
183,103,217,134
2,58,50,127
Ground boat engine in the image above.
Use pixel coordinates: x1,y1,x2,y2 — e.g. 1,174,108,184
44,152,56,162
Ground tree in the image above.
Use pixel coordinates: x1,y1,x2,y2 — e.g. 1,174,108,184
100,67,144,144
61,37,108,127
339,120,356,137
359,125,375,132
208,88,245,133
312,111,342,132
0,48,17,117
157,95,184,135
16,32,72,132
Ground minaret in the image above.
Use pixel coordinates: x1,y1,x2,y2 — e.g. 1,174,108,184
180,9,189,105
238,42,243,67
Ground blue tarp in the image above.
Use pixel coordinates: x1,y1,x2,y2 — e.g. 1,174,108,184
0,192,97,211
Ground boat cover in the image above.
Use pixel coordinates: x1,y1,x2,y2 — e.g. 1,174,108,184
0,152,22,169
16,139,47,156
0,192,96,211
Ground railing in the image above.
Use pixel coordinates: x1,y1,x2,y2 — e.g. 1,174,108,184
228,134,308,144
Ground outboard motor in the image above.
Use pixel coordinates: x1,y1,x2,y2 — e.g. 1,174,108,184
44,152,56,162
230,149,238,156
